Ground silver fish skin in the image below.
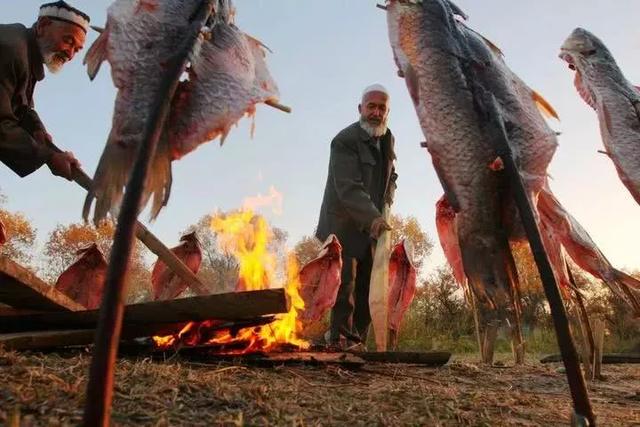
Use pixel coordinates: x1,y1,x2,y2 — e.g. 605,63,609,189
167,6,279,158
386,0,518,313
560,28,640,205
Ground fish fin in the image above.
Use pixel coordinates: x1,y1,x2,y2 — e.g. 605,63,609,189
147,143,173,221
428,148,461,212
446,0,469,20
574,72,596,110
244,33,273,54
531,90,560,120
83,27,109,81
404,63,420,107
85,139,132,226
602,103,613,135
613,270,640,316
471,28,503,58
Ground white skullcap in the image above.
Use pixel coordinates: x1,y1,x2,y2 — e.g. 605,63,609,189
39,1,90,33
362,84,389,99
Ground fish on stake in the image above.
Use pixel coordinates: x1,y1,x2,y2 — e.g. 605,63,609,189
82,0,287,225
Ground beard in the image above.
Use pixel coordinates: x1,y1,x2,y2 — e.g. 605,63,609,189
38,39,68,74
359,116,388,138
43,52,67,74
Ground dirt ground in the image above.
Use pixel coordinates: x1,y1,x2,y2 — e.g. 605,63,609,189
0,349,638,426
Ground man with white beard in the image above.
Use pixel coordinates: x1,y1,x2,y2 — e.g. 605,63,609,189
316,84,398,348
0,1,87,180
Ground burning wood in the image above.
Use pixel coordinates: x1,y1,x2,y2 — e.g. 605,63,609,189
154,209,309,353
0,289,288,334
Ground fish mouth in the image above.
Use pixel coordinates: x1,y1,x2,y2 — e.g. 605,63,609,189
559,50,577,71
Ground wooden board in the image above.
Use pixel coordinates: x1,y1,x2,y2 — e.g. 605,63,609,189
540,353,640,364
350,351,451,366
0,316,277,351
0,289,289,333
0,256,85,312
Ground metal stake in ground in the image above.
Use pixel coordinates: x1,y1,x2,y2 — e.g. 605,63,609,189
82,2,217,425
480,91,595,425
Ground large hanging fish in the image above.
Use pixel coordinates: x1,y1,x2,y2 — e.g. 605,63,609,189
83,0,282,224
560,28,640,206
386,0,522,363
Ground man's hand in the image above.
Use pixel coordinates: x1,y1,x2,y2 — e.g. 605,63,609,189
47,151,80,181
370,216,391,240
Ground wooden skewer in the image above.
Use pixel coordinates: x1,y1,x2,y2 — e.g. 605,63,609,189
265,99,292,114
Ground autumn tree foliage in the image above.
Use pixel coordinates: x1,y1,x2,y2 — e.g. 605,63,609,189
0,191,37,266
43,220,151,302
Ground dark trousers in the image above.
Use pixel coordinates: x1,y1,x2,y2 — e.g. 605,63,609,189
329,249,373,343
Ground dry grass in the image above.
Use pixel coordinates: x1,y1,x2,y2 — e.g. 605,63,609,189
0,348,638,426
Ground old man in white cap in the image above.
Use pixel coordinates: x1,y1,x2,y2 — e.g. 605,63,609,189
0,1,88,180
316,84,398,348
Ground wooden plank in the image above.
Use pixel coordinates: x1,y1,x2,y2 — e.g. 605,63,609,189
351,351,451,366
0,289,289,333
369,204,391,351
540,353,640,364
0,316,277,351
0,256,85,312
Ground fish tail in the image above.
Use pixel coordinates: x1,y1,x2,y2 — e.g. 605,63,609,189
84,138,133,226
613,269,640,317
84,138,172,225
146,141,173,221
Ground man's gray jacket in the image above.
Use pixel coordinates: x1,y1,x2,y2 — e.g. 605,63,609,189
0,23,51,177
316,122,397,259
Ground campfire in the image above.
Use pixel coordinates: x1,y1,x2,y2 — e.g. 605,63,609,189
153,209,309,354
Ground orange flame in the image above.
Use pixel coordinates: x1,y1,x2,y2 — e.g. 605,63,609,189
242,186,284,215
154,209,308,353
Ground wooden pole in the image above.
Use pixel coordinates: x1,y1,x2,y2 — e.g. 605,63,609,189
481,91,595,425
82,2,216,425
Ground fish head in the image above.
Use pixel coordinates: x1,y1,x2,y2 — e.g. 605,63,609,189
180,231,202,253
76,243,107,267
321,234,343,260
560,28,616,80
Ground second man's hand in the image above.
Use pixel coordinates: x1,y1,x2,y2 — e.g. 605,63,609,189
370,216,391,240
47,150,81,181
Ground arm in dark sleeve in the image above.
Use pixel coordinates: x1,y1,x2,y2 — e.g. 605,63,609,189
0,55,51,177
386,166,398,206
330,136,381,232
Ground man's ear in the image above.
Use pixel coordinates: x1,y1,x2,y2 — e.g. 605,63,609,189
35,17,52,35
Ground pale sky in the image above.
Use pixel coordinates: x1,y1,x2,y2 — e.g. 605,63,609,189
2,1,639,274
